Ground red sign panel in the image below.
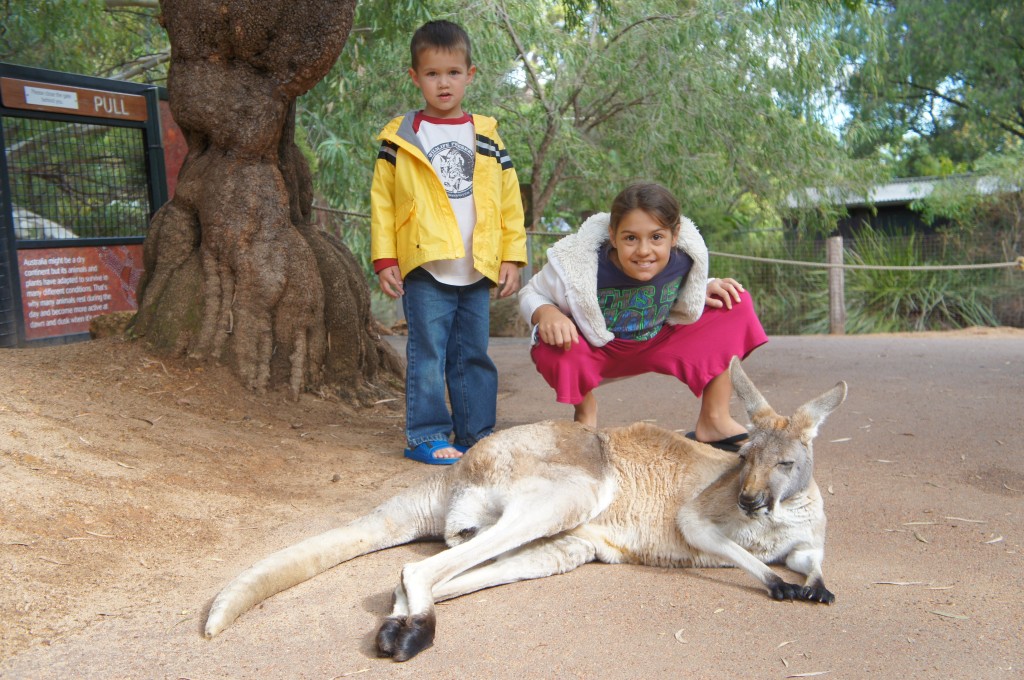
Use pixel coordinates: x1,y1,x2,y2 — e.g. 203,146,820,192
18,245,144,340
159,99,187,199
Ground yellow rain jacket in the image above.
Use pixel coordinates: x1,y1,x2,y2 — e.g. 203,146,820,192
370,112,527,284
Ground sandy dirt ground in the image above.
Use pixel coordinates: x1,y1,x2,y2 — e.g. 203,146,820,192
1,328,1022,679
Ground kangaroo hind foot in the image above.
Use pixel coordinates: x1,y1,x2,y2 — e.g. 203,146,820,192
376,613,436,661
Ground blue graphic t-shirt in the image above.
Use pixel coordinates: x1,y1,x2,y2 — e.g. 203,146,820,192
597,244,693,341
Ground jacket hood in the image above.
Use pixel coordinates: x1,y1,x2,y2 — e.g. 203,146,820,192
377,112,499,147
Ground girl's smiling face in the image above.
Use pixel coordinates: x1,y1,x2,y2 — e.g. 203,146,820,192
608,208,676,281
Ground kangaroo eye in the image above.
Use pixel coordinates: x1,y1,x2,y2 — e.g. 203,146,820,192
777,460,794,468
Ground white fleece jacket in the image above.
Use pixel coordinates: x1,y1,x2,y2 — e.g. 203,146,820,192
517,212,709,347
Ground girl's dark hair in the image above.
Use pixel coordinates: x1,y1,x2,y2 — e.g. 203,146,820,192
411,20,473,69
609,182,681,233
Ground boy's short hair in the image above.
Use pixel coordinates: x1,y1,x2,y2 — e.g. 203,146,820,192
610,182,681,234
410,20,473,69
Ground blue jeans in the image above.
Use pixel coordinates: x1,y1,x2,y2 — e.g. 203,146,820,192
402,268,496,449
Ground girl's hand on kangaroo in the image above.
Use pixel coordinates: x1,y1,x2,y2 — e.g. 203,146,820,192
706,277,745,309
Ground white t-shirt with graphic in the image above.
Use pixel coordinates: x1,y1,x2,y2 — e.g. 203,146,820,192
415,112,482,286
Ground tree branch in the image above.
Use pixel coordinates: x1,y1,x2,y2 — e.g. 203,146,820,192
579,96,649,132
902,78,1024,141
569,13,685,107
109,51,171,81
496,2,554,116
533,155,569,221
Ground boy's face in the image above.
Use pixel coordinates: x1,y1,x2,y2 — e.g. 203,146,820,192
608,209,676,282
409,47,476,119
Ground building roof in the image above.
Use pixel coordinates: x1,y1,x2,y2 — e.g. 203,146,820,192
786,174,1014,209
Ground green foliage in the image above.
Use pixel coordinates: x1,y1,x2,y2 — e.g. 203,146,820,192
840,228,1000,332
917,150,1024,235
489,0,877,237
912,150,1024,328
842,1,1024,172
1,0,167,82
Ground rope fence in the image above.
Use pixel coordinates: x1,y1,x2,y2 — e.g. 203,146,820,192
312,204,370,219
709,251,1024,272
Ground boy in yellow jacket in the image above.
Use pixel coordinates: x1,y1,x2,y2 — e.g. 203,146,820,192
371,20,527,464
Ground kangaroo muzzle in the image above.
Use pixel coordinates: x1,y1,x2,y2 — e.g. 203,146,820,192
739,489,769,515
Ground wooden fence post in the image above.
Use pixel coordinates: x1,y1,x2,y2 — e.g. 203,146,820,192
523,231,534,285
827,235,845,335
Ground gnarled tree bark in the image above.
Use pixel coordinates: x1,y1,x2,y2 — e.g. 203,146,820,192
135,0,403,401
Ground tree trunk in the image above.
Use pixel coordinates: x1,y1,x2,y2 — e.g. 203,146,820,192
135,0,403,402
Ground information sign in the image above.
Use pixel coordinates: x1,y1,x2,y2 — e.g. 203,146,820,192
18,245,144,340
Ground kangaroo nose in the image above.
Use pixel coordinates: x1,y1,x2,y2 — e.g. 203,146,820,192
739,491,768,514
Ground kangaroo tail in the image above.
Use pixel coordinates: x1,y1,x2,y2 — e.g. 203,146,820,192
205,475,448,637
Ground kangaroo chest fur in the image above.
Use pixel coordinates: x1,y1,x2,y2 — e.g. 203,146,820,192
569,430,825,569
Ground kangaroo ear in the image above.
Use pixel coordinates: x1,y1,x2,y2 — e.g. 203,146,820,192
793,382,848,439
729,356,774,422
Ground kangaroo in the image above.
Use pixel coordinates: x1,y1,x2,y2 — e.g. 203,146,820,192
205,357,847,661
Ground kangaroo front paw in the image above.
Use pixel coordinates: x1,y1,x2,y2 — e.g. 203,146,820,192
800,581,835,604
769,580,805,601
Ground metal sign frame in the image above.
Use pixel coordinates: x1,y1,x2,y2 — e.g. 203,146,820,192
0,62,168,347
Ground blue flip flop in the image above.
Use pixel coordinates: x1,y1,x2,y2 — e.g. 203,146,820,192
404,440,462,465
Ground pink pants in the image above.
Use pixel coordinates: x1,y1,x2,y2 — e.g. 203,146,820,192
531,291,768,403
